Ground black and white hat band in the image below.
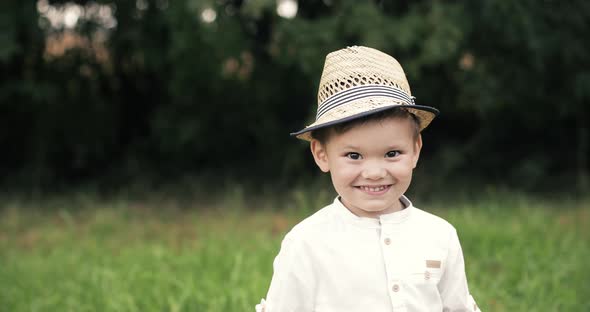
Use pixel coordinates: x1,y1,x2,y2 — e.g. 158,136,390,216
316,84,415,120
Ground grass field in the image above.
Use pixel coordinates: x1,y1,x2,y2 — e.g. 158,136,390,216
0,189,589,311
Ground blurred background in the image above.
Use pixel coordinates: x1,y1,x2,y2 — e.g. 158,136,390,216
0,1,589,311
1,0,588,194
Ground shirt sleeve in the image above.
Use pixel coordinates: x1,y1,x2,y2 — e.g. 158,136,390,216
438,228,481,312
259,231,316,312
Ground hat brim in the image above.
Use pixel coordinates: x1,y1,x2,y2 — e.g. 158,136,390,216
290,104,439,141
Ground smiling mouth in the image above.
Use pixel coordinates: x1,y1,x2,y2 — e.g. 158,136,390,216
356,185,392,194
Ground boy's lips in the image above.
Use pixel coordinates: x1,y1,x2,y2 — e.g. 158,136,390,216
355,184,392,195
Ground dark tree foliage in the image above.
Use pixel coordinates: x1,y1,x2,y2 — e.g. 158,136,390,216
0,0,588,193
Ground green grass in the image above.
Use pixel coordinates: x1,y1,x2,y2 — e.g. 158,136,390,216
0,191,588,311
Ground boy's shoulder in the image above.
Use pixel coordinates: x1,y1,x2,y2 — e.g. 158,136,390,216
285,203,343,241
411,205,456,231
285,202,338,239
408,205,460,245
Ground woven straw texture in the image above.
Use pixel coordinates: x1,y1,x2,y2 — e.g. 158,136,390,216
317,46,410,104
293,46,437,141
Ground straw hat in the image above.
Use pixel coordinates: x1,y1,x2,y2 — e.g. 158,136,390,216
291,46,439,141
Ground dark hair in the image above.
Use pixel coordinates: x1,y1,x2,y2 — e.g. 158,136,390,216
310,108,421,145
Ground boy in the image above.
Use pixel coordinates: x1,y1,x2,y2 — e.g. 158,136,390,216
257,46,480,311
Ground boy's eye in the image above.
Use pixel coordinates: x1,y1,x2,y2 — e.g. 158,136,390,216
346,152,362,160
385,151,400,158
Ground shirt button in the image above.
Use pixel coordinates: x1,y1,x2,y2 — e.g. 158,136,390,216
384,238,391,245
392,284,400,292
424,271,431,280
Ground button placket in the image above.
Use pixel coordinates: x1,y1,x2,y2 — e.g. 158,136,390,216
388,278,406,309
380,226,395,281
380,223,406,309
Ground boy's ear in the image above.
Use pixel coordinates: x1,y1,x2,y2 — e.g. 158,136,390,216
310,139,330,173
412,134,423,169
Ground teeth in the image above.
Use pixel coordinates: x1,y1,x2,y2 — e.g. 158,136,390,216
361,186,387,192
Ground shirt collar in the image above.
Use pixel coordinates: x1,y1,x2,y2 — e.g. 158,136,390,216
331,195,414,228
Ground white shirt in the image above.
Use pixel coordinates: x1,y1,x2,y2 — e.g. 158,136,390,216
257,196,480,312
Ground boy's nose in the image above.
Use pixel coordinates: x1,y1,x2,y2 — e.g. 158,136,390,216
361,164,387,180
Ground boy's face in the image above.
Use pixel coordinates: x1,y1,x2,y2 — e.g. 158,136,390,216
310,116,422,218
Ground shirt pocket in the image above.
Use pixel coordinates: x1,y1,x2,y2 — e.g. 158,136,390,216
405,258,443,285
402,258,444,309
